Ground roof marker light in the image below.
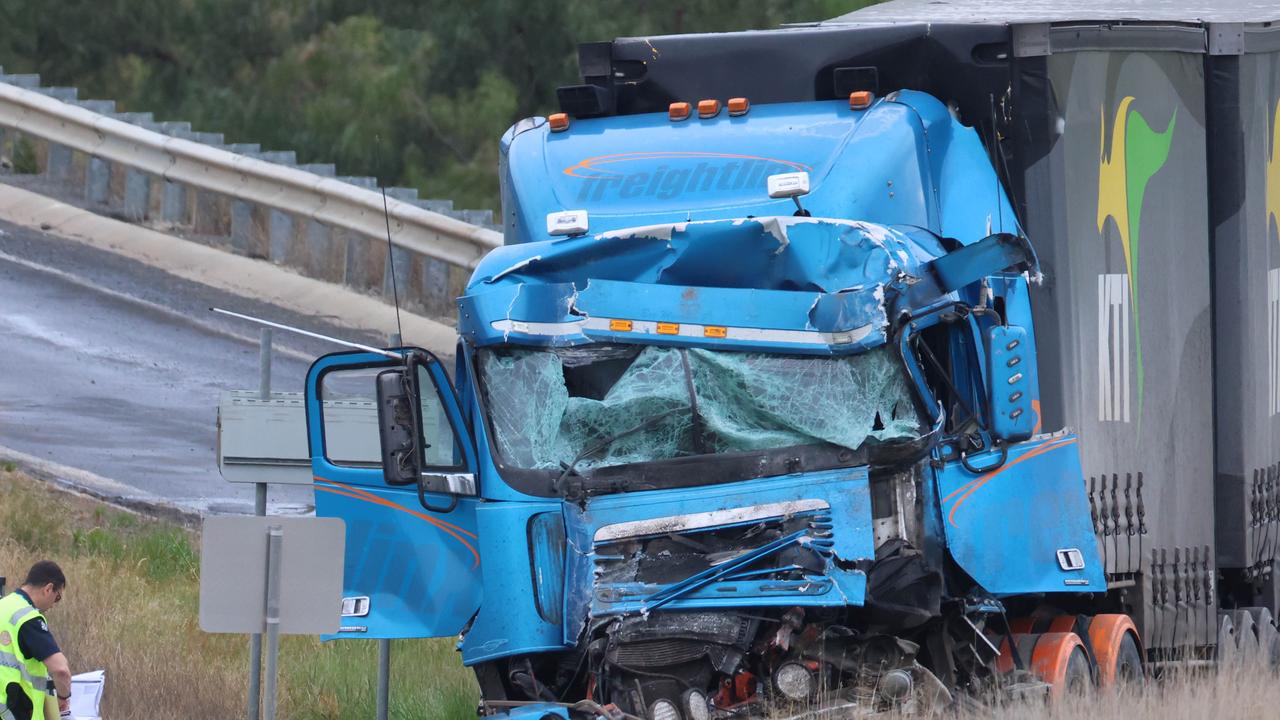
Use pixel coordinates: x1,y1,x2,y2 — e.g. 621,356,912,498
849,91,875,110
727,97,750,116
548,113,570,132
698,99,721,118
546,209,589,236
669,102,691,121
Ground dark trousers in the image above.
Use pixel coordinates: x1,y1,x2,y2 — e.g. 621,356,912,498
3,682,33,720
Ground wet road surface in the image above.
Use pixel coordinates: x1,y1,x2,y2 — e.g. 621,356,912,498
0,218,395,514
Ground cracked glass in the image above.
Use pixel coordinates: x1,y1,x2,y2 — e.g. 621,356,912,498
478,344,921,472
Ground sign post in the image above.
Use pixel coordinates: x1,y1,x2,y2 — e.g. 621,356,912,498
247,327,272,720
200,516,344,719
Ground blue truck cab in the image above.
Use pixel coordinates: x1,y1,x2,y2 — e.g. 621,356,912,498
303,90,1103,717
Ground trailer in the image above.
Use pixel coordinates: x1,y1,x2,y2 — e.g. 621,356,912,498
300,1,1280,717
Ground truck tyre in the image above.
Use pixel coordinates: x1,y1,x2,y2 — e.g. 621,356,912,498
1027,632,1094,700
1062,645,1093,697
1085,614,1143,689
1241,607,1280,671
1231,609,1261,666
1112,633,1144,687
1217,613,1238,668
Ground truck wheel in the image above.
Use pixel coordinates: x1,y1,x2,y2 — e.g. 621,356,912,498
1028,632,1094,700
1112,633,1144,687
1063,645,1093,697
1231,609,1261,665
1085,614,1144,689
1217,613,1238,668
1241,607,1280,671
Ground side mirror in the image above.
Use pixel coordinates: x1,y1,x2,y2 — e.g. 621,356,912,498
986,325,1037,442
375,368,421,485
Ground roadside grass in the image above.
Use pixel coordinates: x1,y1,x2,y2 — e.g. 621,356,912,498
7,465,1280,720
0,468,478,719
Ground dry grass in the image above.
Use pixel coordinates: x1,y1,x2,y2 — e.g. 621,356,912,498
975,665,1280,720
5,465,1280,719
0,468,478,719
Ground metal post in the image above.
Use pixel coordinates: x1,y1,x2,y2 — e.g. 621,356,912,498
248,325,271,720
258,328,273,400
376,330,400,720
247,482,267,719
262,525,284,720
377,639,391,720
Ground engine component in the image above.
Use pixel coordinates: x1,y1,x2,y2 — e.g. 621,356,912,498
680,689,710,720
648,698,681,720
878,668,913,701
773,661,816,701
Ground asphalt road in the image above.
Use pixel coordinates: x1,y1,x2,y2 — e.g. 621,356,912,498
0,217,394,515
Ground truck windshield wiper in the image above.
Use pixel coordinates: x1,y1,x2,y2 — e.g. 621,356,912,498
554,406,688,491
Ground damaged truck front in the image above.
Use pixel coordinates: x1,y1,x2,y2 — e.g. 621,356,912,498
303,90,1101,718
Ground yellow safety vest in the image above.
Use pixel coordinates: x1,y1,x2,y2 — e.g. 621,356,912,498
0,592,50,719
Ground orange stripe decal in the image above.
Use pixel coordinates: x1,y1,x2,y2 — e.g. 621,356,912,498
944,438,1079,528
315,478,480,567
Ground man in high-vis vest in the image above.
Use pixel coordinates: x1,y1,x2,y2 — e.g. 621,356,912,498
0,561,71,720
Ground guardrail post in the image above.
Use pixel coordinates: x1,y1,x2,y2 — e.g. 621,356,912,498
85,156,109,205
269,210,294,265
123,168,150,221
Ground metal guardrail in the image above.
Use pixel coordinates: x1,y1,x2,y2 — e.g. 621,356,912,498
0,81,502,268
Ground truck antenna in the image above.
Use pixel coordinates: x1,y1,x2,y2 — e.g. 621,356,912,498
381,186,406,345
210,307,403,359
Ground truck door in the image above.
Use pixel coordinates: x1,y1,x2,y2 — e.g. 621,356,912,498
305,349,482,639
918,315,1104,595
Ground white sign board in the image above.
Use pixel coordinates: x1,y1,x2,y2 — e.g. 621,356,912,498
199,516,345,634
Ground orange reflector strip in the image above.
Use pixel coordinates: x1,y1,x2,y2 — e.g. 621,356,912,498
609,319,633,332
849,91,875,110
698,99,721,118
727,97,749,116
703,326,728,338
548,113,570,132
656,322,680,335
669,102,691,121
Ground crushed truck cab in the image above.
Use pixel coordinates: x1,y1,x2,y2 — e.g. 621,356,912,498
304,83,1101,717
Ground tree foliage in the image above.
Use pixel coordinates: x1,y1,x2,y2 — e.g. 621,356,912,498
0,0,874,212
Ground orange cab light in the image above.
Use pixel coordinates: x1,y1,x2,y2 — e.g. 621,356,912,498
703,326,728,338
548,113,570,132
698,99,721,118
849,91,875,110
656,322,680,335
669,102,692,121
609,319,634,332
727,97,750,116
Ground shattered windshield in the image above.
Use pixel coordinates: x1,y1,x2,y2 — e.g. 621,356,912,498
477,344,922,473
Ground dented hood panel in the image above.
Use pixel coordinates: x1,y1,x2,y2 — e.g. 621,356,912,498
561,466,875,644
459,217,952,354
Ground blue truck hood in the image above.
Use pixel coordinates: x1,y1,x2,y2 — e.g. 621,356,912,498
459,216,959,355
